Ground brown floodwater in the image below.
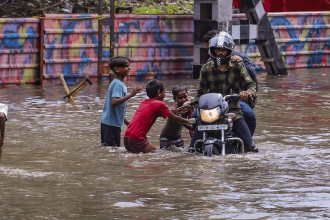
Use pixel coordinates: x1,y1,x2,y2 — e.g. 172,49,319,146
1,68,330,219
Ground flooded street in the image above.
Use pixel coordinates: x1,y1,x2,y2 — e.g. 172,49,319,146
1,68,330,219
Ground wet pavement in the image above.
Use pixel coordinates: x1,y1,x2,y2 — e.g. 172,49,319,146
1,68,330,219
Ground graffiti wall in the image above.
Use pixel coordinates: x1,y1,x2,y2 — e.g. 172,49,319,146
0,18,40,84
41,14,194,83
114,14,194,81
42,14,111,84
233,12,330,70
1,12,330,84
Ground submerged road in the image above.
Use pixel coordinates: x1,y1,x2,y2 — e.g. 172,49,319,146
1,68,330,219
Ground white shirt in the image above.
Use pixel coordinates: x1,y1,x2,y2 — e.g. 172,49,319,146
0,103,8,121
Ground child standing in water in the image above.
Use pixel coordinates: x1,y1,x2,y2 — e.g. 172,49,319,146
159,85,194,150
101,56,142,147
124,80,193,154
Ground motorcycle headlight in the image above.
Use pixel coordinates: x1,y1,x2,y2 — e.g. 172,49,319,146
200,107,220,123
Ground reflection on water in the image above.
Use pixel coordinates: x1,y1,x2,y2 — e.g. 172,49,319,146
1,68,330,219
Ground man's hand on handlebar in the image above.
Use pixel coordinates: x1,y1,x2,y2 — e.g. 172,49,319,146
239,91,252,101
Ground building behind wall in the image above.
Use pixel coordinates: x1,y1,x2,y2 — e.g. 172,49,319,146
233,0,330,12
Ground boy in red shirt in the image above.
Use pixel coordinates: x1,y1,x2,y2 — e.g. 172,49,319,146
124,80,192,154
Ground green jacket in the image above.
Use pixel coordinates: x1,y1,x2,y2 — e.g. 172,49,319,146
196,60,257,120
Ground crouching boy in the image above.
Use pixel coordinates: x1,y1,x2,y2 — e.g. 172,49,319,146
159,85,194,150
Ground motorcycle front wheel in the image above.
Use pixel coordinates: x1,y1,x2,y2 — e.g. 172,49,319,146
204,144,220,157
204,144,213,157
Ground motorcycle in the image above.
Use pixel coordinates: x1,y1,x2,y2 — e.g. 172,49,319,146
193,93,245,157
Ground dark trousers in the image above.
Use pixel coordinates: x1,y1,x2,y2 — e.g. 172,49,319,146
101,123,121,147
240,101,256,136
232,117,254,147
189,117,253,149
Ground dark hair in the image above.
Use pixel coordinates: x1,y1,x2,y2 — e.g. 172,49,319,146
109,56,131,75
172,85,187,101
203,30,220,43
146,79,165,99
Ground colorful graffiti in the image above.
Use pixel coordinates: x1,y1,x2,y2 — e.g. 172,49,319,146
114,14,194,81
233,12,330,70
0,18,39,84
43,14,111,84
41,14,193,83
1,12,330,84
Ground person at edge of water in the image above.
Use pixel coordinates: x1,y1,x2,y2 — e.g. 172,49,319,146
100,56,143,147
0,103,8,159
202,30,258,138
159,85,194,151
124,80,193,154
189,32,259,153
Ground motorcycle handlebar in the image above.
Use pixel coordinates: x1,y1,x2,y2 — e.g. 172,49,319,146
177,94,241,109
178,100,199,110
224,94,241,101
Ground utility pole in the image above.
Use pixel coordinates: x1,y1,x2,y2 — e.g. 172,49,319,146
110,0,114,67
218,0,232,32
97,0,104,83
108,0,115,83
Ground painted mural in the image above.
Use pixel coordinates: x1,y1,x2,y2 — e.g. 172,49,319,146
233,12,330,70
1,12,330,84
0,18,40,84
114,14,194,81
43,14,111,85
41,14,193,83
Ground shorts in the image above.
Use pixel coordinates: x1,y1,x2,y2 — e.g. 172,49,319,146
124,137,150,154
101,123,121,147
159,136,184,149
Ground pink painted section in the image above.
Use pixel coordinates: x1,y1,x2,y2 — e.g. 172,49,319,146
0,18,40,84
42,14,110,84
110,14,193,80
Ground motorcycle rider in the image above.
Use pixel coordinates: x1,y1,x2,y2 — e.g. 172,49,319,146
190,32,259,153
203,30,258,137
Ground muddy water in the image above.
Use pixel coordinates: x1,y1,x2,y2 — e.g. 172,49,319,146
1,68,330,219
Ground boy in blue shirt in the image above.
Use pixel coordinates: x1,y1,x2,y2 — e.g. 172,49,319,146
101,56,142,147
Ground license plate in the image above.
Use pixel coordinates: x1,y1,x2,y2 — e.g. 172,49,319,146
198,124,228,131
